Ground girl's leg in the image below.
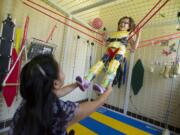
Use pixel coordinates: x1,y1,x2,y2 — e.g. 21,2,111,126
93,49,125,93
76,53,110,91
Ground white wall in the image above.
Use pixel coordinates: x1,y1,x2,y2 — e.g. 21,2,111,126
0,0,65,121
0,0,96,122
128,24,180,127
60,28,89,101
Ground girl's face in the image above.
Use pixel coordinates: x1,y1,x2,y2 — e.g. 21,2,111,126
53,67,65,92
118,18,130,31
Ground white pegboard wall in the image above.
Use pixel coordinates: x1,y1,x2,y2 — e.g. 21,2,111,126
60,25,100,102
128,30,180,128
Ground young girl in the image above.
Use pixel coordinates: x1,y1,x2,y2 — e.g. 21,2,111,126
8,54,112,135
76,16,140,93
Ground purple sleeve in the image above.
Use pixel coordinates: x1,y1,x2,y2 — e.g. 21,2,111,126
52,99,79,134
58,100,79,122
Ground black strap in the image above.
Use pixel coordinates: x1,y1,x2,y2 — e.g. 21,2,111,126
107,37,128,46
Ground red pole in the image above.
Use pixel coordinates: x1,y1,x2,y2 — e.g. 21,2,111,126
128,0,170,40
21,16,30,49
129,0,163,35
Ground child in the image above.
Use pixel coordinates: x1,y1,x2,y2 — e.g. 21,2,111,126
76,16,140,93
8,54,112,135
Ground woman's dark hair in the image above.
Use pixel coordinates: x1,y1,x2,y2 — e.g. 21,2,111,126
117,16,136,32
14,54,59,135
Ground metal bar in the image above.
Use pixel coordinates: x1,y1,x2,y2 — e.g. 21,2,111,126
123,52,135,114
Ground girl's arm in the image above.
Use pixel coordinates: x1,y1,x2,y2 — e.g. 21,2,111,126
129,30,141,51
68,85,112,126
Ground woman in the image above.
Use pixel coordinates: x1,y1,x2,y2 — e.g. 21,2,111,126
9,54,112,135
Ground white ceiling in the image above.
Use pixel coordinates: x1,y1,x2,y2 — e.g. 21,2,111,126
43,0,180,31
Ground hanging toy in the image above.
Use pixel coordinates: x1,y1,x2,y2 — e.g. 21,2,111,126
174,62,180,75
150,61,155,73
174,36,180,75
163,65,171,78
90,18,103,30
169,64,177,78
131,59,144,95
0,14,15,90
169,43,176,52
150,66,154,73
160,66,166,75
162,43,176,56
162,49,171,56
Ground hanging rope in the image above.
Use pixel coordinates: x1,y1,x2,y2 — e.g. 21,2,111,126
46,24,57,43
23,0,170,46
26,0,104,37
128,0,170,40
